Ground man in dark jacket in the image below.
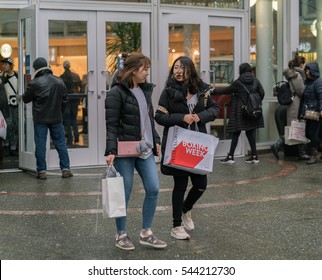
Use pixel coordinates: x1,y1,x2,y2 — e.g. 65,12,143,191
22,57,73,179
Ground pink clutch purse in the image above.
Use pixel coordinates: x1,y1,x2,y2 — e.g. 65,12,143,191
117,141,141,157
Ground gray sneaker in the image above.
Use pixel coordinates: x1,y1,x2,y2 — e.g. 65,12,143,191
115,234,135,251
139,233,167,249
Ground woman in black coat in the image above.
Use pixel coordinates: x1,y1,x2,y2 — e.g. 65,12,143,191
155,56,219,240
299,62,322,164
212,63,265,164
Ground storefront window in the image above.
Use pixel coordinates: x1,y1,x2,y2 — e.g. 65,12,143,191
161,0,243,9
0,10,18,69
298,0,321,64
168,24,200,72
49,20,88,148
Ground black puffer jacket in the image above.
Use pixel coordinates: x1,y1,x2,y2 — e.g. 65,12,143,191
22,67,68,124
155,78,219,176
104,80,160,156
299,62,322,116
213,72,265,132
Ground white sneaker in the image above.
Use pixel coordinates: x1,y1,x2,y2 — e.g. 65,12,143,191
182,211,195,230
170,226,190,240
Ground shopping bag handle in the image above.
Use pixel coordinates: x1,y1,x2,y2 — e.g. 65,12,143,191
188,122,199,132
103,164,120,178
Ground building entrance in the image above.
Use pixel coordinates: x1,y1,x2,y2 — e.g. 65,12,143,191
18,8,150,170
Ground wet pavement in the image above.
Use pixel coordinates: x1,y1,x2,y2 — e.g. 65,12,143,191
1,153,322,260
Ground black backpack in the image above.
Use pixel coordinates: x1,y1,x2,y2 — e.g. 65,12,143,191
275,81,293,105
237,80,262,120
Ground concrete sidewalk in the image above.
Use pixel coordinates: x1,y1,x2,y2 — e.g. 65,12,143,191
1,153,322,260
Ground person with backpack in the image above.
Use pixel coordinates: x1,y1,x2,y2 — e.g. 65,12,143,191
212,62,265,164
271,56,308,160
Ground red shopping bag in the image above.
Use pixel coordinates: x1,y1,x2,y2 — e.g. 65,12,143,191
164,125,219,175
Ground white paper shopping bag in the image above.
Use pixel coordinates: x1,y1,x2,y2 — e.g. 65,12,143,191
102,165,126,218
164,125,219,175
285,120,310,145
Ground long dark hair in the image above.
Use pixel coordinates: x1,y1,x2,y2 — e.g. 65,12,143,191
166,56,203,94
117,52,150,88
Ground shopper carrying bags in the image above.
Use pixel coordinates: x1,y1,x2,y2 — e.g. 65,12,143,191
104,52,167,251
155,56,219,240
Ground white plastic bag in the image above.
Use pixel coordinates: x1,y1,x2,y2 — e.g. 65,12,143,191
102,165,126,218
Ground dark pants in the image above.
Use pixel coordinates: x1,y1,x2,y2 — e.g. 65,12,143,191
172,174,207,228
275,105,287,136
63,102,79,143
306,119,321,149
229,129,257,156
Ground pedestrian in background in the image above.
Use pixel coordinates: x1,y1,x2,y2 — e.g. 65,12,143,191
0,57,19,156
155,56,218,240
0,79,10,169
299,62,322,164
105,52,167,251
23,57,73,179
60,60,82,145
212,62,265,164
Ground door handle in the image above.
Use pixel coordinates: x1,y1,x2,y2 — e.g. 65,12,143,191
87,70,94,94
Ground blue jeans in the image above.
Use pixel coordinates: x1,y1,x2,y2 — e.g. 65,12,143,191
114,154,159,234
34,123,71,173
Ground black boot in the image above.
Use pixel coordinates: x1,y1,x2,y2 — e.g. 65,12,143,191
271,137,284,159
298,144,310,160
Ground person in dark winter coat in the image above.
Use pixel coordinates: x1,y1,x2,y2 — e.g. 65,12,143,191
105,52,166,251
155,56,219,240
212,62,265,164
22,57,73,179
299,62,322,164
0,80,10,168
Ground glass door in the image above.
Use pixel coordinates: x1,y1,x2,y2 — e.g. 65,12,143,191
208,17,243,157
160,14,243,157
18,5,37,171
32,10,150,169
96,11,150,165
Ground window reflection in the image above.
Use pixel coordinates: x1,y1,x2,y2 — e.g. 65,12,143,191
48,20,88,149
168,24,200,73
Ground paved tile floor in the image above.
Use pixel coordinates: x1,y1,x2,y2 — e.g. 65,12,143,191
1,153,322,260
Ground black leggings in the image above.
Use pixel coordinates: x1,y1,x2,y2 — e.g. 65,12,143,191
229,129,257,156
172,174,207,228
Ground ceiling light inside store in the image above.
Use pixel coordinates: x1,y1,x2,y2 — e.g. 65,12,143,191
272,0,278,11
250,0,278,11
0,43,12,58
250,0,256,7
